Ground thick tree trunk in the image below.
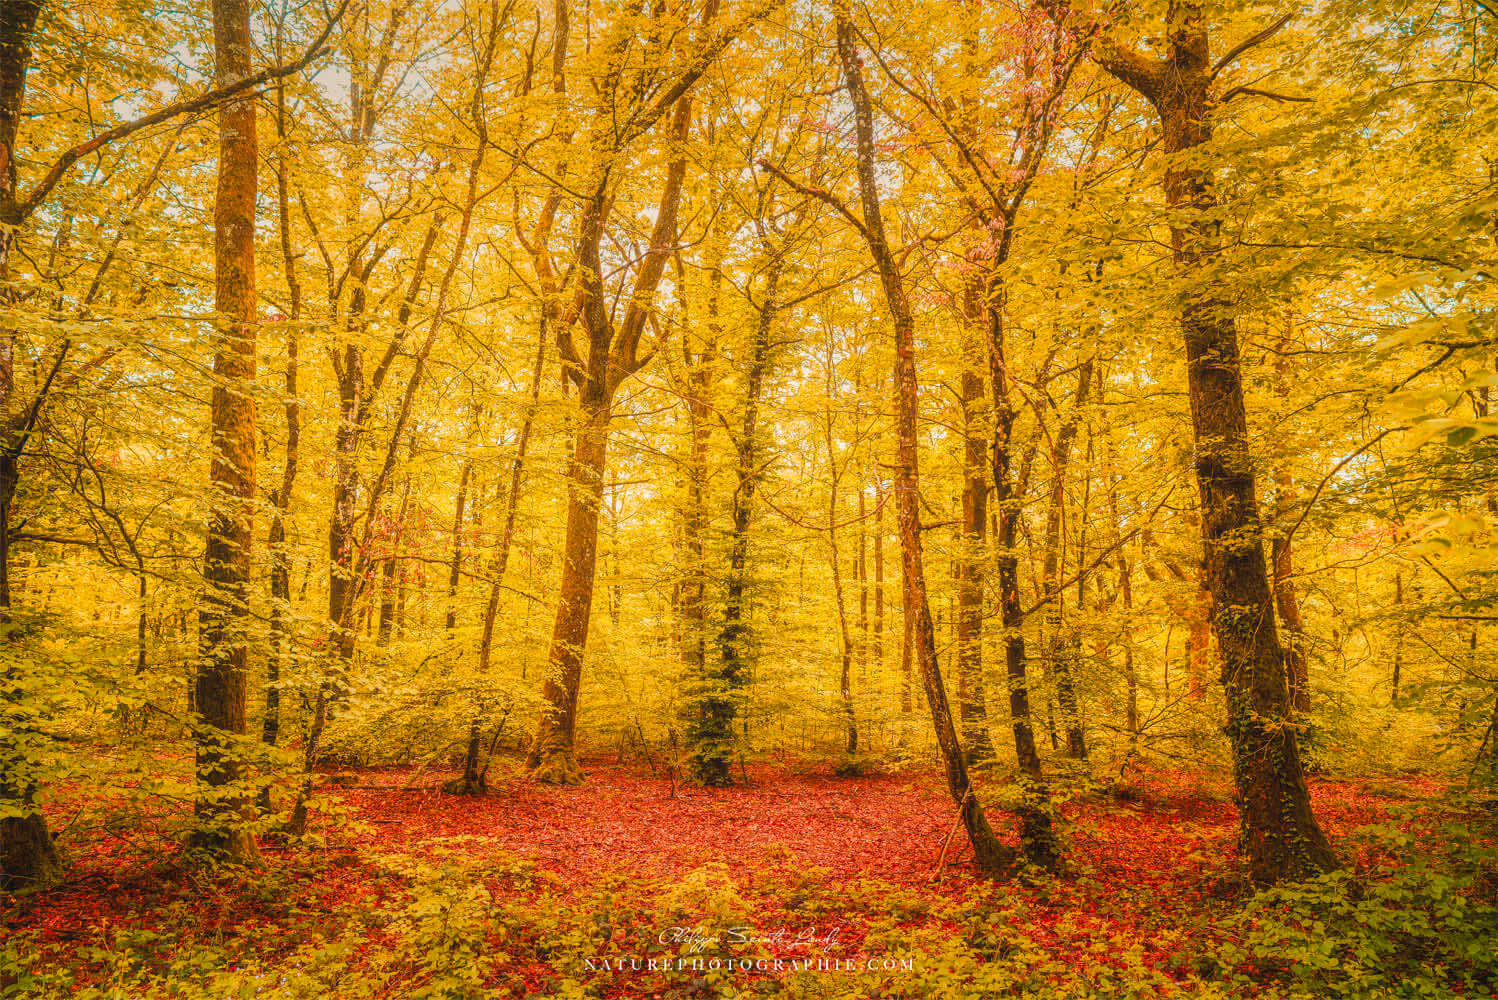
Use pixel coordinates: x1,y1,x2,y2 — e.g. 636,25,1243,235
679,259,716,779
191,0,259,861
0,0,60,892
528,398,610,784
1087,2,1336,883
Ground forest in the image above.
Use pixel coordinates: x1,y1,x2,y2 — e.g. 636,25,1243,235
1,0,1497,996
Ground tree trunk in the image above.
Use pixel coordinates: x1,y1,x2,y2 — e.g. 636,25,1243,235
987,276,1061,870
0,0,60,892
444,459,472,634
824,395,859,759
873,476,885,676
1271,530,1309,715
190,0,259,862
704,259,782,786
526,0,711,778
1040,359,1092,760
835,15,1011,875
376,470,411,647
451,316,548,795
679,253,717,780
955,292,995,764
263,67,302,752
1087,2,1336,884
527,397,610,784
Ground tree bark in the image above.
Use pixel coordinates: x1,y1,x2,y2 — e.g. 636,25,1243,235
1040,359,1092,760
191,0,259,862
528,397,610,784
833,14,1011,875
702,258,782,785
1083,0,1336,884
955,289,996,765
0,0,60,891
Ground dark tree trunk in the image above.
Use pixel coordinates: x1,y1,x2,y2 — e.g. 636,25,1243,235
1087,1,1336,884
701,260,781,785
988,276,1061,871
834,16,1011,875
191,0,259,862
1039,360,1092,760
955,290,995,764
0,0,60,892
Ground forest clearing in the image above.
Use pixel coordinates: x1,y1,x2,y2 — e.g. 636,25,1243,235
2,0,1498,996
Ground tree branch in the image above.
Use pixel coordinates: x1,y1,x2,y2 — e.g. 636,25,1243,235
15,0,351,222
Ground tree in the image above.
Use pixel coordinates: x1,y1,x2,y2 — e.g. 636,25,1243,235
1054,0,1338,884
526,0,770,783
190,0,262,862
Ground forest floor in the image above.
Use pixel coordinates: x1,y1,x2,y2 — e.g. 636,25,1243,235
3,756,1459,998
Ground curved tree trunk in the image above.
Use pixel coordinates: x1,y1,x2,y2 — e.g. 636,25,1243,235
833,15,1011,875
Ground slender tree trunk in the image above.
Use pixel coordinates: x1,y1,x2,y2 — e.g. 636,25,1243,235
1272,524,1310,715
264,67,302,753
706,259,782,785
835,15,1010,875
450,318,548,794
873,476,885,676
824,399,859,758
955,296,995,764
1391,571,1403,705
1040,359,1092,760
376,468,411,647
444,459,472,634
900,588,913,714
988,277,1060,870
1087,2,1336,883
190,0,259,861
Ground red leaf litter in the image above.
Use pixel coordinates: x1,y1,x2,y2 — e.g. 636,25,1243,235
5,758,1445,993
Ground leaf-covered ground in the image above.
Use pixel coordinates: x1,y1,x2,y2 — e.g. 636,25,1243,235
2,760,1472,999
